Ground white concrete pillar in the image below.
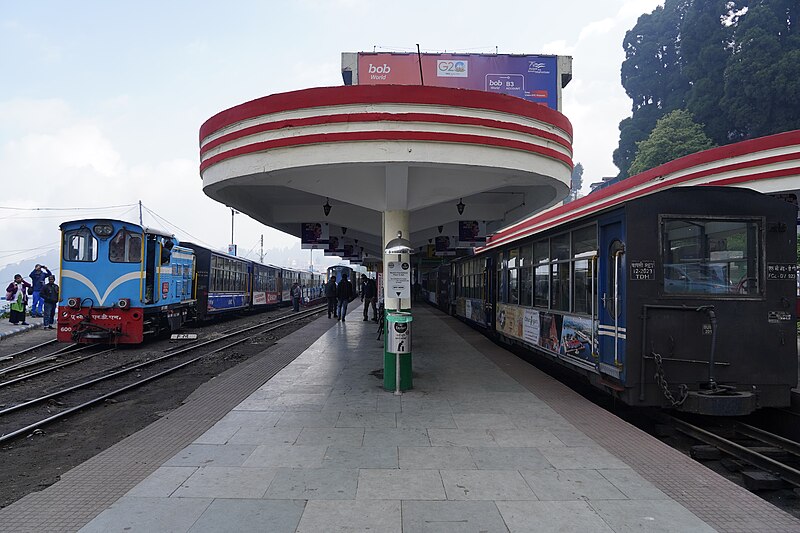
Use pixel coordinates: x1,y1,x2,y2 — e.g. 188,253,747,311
383,209,410,311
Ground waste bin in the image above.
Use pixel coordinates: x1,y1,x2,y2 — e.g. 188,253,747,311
384,312,412,391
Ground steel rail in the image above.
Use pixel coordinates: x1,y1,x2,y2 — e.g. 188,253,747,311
0,306,325,443
0,339,60,361
735,422,800,458
671,416,800,487
0,348,117,389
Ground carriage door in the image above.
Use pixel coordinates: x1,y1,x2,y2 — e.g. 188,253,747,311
597,214,626,380
143,235,160,304
484,256,496,331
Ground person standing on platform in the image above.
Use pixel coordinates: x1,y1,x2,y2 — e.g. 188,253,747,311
290,282,302,312
41,275,59,330
336,275,353,321
325,276,338,318
361,274,378,322
6,274,32,325
28,264,51,317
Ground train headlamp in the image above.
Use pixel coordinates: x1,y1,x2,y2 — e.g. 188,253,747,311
67,297,81,309
93,224,114,237
117,298,130,309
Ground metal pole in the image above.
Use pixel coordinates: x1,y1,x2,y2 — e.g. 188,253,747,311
260,235,264,264
230,208,235,245
416,44,424,86
139,200,143,226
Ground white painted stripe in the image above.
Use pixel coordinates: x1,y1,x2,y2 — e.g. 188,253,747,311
202,103,573,146
598,330,627,340
171,252,194,261
201,121,573,164
62,270,141,306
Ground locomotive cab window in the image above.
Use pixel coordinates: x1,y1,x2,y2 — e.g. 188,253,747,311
661,217,761,296
109,230,143,263
63,228,97,262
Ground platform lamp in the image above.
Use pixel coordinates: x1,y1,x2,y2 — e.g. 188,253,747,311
384,231,415,396
456,198,465,215
323,198,331,217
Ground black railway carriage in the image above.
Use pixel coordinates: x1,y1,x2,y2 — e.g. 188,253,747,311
451,187,797,415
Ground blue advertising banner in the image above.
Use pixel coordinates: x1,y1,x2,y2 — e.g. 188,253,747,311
357,53,559,109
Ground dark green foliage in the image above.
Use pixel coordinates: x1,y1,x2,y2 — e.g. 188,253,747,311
615,0,800,178
628,110,715,175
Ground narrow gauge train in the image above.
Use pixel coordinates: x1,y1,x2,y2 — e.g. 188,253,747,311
424,187,797,415
57,219,324,344
326,264,366,296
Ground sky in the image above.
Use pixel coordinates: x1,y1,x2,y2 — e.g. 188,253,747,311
0,0,664,275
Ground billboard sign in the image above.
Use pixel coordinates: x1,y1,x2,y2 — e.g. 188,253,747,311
356,53,558,109
458,220,486,247
301,222,330,249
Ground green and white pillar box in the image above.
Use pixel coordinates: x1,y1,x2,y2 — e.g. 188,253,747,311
384,311,412,391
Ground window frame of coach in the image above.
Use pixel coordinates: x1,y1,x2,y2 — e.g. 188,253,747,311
497,223,598,318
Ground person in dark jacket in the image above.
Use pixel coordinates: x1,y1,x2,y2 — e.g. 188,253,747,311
325,277,338,318
40,275,59,329
336,275,353,321
6,274,32,325
360,274,378,322
290,282,302,312
28,264,51,317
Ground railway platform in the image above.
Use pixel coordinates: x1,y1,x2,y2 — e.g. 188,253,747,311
0,305,799,532
0,313,45,340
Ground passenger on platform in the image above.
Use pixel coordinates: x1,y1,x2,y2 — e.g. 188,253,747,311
6,274,32,326
28,264,51,317
290,282,302,312
325,276,338,318
361,274,378,322
336,275,353,321
41,275,59,330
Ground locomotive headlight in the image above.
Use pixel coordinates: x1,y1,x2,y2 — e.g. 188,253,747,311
117,298,130,309
93,224,113,237
67,297,81,309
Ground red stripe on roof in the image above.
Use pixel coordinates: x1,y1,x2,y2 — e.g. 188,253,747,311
200,112,572,156
482,154,800,250
199,85,572,143
199,130,574,173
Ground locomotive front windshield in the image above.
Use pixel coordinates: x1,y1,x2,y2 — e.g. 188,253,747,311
662,217,760,296
63,228,97,262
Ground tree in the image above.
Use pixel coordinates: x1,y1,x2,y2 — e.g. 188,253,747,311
566,162,584,203
615,0,690,179
628,110,715,176
615,0,800,177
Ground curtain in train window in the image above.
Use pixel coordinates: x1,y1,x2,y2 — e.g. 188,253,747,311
662,218,760,295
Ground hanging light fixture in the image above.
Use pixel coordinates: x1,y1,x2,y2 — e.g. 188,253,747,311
456,198,465,215
384,231,415,255
341,226,347,235
323,198,331,217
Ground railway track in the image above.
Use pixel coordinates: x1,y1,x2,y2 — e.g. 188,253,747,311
0,305,325,444
670,415,800,489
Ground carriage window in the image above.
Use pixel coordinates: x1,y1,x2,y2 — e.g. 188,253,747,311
662,218,760,296
572,226,597,314
109,230,143,263
534,241,549,307
63,228,97,262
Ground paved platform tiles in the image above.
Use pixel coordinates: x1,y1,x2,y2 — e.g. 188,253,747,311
0,305,798,532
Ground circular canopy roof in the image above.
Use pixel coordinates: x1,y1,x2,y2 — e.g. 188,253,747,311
200,85,573,257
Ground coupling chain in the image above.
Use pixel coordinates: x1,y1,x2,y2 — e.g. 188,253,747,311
653,351,688,407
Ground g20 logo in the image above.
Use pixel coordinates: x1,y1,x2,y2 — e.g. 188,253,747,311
436,60,468,78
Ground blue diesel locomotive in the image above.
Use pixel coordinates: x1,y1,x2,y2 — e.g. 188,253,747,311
57,219,324,344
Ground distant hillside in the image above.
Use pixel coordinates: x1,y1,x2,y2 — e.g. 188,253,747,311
0,249,60,286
